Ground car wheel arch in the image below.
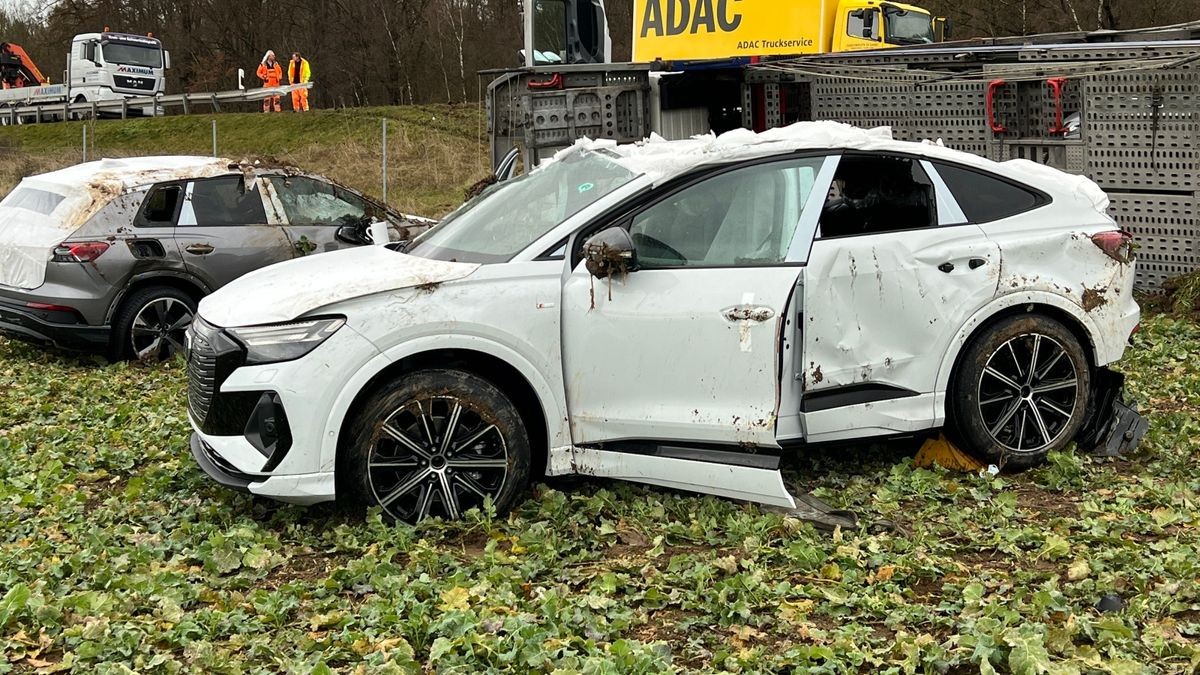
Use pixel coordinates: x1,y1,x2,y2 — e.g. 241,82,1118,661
937,293,1100,403
107,273,210,324
330,344,559,481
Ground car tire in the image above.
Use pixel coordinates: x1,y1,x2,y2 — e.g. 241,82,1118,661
110,286,197,362
340,369,532,524
948,314,1091,470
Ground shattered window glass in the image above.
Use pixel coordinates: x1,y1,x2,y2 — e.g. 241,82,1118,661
270,176,369,226
190,176,268,226
629,157,822,268
1,188,67,216
139,185,182,225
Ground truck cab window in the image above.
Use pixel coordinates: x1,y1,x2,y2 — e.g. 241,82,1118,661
820,155,937,238
534,0,567,62
885,7,936,45
848,9,881,41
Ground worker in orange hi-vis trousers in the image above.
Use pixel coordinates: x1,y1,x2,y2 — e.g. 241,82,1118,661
288,52,312,112
256,50,283,113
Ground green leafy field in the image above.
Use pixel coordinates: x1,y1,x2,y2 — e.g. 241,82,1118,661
0,315,1197,673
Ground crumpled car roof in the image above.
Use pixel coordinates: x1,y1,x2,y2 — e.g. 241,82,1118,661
32,156,240,195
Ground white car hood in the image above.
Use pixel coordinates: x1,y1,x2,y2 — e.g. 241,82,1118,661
198,246,481,327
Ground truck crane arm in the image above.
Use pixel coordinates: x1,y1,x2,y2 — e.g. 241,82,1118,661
0,42,48,88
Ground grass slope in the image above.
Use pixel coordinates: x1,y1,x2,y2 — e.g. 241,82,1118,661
0,105,489,217
0,316,1198,673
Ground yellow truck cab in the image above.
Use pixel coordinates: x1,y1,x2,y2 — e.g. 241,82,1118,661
833,0,944,52
632,0,946,62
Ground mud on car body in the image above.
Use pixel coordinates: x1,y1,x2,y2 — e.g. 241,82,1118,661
0,156,431,361
187,122,1144,523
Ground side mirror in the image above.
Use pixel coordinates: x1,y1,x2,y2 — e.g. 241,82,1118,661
862,10,877,39
336,224,371,246
583,226,638,279
164,50,171,70
942,18,954,40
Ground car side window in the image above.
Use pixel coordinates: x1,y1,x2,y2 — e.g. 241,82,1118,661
931,162,1046,223
136,184,183,227
627,158,823,268
269,176,369,226
819,155,937,238
187,176,268,227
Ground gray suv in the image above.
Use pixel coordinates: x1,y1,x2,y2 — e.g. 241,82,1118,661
0,156,430,360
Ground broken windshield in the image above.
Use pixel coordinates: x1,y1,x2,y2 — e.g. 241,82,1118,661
406,151,638,264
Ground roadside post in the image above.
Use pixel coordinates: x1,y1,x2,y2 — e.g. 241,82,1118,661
382,119,389,205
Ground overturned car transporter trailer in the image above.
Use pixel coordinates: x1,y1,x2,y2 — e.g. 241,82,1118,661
487,22,1200,291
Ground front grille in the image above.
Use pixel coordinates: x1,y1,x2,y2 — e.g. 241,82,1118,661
187,333,218,422
113,75,156,91
187,318,259,436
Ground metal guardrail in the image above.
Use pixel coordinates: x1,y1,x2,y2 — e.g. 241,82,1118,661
0,82,313,125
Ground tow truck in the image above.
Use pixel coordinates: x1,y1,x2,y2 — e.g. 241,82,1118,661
0,31,170,123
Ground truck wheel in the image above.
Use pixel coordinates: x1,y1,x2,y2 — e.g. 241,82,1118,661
0,107,21,126
110,286,196,362
71,96,92,121
340,369,532,524
948,314,1091,470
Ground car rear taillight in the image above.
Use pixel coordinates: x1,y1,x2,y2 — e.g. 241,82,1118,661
25,301,84,320
52,242,110,263
1091,231,1134,264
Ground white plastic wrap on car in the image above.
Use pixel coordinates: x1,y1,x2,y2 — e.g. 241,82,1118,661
0,179,93,290
0,156,237,290
543,121,1110,218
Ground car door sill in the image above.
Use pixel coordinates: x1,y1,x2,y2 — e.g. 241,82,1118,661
551,444,797,509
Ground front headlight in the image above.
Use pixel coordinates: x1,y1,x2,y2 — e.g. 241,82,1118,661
228,317,346,365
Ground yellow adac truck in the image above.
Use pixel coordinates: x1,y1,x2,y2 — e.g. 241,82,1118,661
632,0,950,62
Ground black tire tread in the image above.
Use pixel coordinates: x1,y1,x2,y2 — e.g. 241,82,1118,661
947,314,1091,471
338,368,532,522
109,285,196,362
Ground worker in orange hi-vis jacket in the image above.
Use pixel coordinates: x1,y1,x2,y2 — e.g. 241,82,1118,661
256,50,283,113
288,52,312,112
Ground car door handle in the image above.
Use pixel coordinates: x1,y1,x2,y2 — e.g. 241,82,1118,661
185,243,215,255
938,262,955,274
969,258,988,270
723,306,776,323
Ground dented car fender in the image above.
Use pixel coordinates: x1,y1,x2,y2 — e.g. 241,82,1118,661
932,289,1112,395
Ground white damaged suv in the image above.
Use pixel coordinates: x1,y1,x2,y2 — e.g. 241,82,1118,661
187,122,1143,522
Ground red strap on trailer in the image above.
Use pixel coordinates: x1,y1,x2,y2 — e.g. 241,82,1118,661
986,79,1008,133
1046,77,1069,136
528,73,564,90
